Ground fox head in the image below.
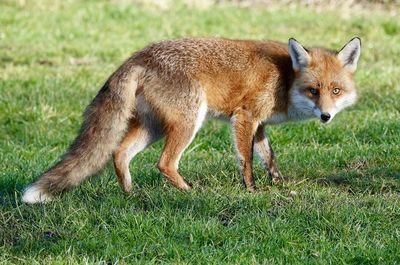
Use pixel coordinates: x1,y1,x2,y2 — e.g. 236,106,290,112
288,38,361,123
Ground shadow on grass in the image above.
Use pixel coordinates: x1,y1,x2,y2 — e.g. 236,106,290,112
0,177,26,207
1,167,400,262
2,163,400,207
312,166,400,195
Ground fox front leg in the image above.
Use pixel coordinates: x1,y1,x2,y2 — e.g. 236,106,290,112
254,125,285,184
231,109,259,192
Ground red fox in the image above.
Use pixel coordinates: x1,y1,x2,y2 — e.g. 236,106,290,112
22,37,361,203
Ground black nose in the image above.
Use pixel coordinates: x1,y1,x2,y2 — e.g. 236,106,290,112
320,112,331,122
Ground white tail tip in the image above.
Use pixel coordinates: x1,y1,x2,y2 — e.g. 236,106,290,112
22,184,52,203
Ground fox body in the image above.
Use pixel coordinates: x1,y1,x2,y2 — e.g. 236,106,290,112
22,37,361,203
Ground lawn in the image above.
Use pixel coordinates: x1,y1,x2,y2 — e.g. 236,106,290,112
1,0,399,264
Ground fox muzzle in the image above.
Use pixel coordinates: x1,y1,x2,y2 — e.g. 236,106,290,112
313,107,333,124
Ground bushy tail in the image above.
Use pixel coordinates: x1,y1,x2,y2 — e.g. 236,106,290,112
22,61,144,203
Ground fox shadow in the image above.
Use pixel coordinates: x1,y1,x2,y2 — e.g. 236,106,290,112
308,166,400,194
2,161,399,206
2,164,399,261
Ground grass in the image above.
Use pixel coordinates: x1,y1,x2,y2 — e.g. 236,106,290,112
1,0,400,264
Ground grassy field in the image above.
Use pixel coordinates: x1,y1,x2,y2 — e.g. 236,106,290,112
1,0,400,264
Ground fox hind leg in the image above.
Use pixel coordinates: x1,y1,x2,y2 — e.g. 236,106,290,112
157,101,207,191
113,117,162,192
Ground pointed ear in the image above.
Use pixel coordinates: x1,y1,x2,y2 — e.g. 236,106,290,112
337,37,361,73
288,38,311,71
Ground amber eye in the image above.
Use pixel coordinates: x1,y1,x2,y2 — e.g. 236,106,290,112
309,88,318,95
333,88,341,95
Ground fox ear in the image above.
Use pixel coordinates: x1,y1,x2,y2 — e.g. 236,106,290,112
288,38,311,71
337,37,361,73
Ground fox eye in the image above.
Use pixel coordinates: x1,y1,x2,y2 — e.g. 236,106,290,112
333,88,341,95
309,88,318,95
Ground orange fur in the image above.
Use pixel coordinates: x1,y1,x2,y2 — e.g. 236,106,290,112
22,37,361,203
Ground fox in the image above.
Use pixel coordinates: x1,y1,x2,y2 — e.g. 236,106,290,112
22,37,361,203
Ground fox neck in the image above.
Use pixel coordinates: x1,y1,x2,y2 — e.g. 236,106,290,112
261,65,317,124
276,67,316,123
287,104,315,121
263,100,315,125
286,87,316,122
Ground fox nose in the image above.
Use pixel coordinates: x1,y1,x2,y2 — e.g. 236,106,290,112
320,112,331,122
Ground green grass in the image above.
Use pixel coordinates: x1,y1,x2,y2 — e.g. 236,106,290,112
1,0,400,264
